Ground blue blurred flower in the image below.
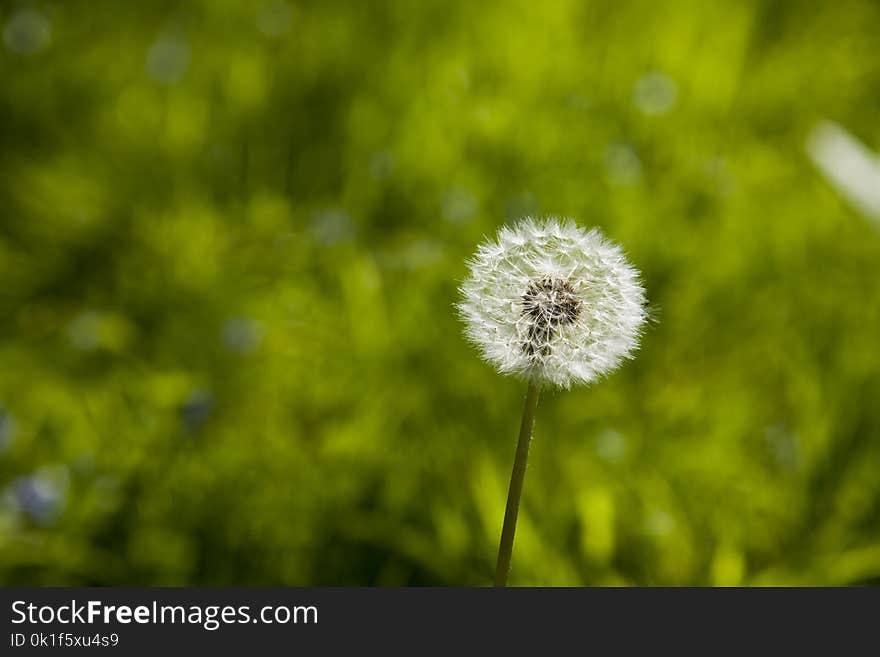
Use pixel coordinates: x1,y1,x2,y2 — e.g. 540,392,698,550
180,389,215,432
9,469,67,527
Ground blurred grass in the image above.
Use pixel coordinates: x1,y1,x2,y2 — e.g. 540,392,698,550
1,0,879,585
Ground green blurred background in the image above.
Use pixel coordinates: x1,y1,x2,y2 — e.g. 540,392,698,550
1,0,879,586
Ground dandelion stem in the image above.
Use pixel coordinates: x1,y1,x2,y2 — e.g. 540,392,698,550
494,377,540,586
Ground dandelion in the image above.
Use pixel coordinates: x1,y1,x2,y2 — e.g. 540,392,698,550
458,217,647,585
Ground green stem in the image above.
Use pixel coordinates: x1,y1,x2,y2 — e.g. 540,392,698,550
494,378,540,587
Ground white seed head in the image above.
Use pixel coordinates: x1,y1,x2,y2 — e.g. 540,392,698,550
458,217,647,388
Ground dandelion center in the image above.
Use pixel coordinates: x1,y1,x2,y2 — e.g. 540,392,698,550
521,276,581,357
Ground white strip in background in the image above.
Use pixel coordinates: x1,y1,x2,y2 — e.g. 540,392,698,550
807,120,880,225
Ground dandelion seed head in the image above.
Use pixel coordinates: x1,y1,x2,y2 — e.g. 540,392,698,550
458,217,647,388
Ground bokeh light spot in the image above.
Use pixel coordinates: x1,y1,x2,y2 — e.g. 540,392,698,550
3,8,51,56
